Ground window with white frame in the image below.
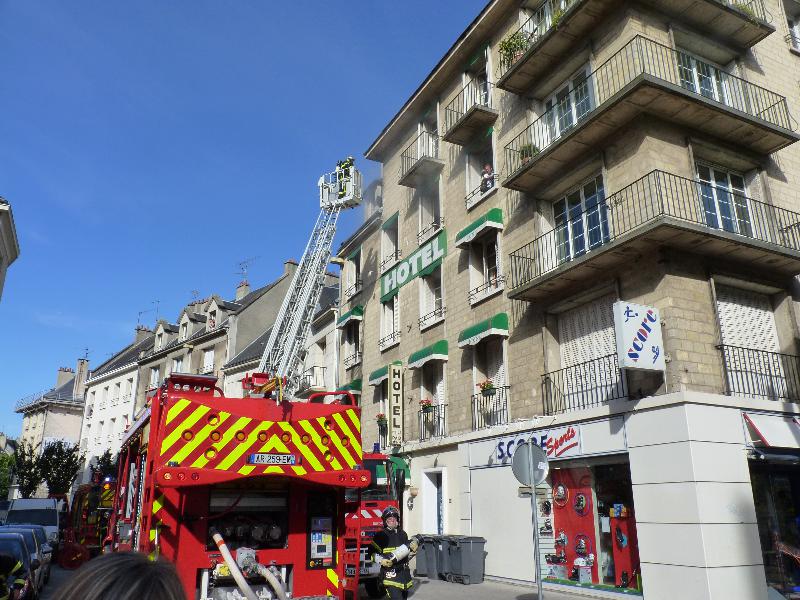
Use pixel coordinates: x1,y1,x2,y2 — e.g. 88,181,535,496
101,386,109,409
419,266,444,329
125,378,133,398
418,184,442,244
173,355,184,374
790,18,800,50
695,163,751,236
380,296,400,349
465,145,496,208
468,231,502,303
149,366,160,388
113,382,121,406
208,310,217,329
472,337,508,427
156,332,163,349
421,361,445,406
344,322,361,367
676,49,728,104
545,65,593,143
474,337,507,388
345,249,362,297
202,349,214,373
554,174,608,264
109,418,116,441
381,215,400,271
180,322,188,340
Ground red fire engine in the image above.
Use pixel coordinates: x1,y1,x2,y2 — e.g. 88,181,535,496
108,373,369,600
60,476,116,567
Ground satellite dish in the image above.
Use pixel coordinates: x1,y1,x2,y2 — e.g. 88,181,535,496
511,441,549,486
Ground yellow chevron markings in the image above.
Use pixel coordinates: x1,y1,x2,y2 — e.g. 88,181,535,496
166,398,191,425
190,416,252,469
278,422,323,472
292,465,307,476
160,405,211,456
152,494,165,514
318,416,356,468
299,420,342,470
264,465,283,474
215,421,273,471
168,412,231,465
333,412,362,460
260,436,291,474
327,568,339,587
345,408,361,434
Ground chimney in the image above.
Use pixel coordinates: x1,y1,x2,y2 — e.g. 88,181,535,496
284,259,299,276
134,325,152,344
56,367,73,389
73,358,89,399
236,280,251,301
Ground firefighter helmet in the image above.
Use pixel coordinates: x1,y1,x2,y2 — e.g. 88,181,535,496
382,506,400,525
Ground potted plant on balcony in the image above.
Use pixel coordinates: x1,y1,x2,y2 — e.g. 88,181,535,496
420,398,434,413
498,30,529,69
550,7,565,29
376,413,387,426
478,379,497,397
732,2,757,21
519,143,539,164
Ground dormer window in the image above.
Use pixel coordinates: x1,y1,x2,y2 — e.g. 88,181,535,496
156,332,163,349
180,322,188,340
209,310,217,329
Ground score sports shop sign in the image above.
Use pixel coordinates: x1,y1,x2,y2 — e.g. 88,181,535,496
381,230,446,302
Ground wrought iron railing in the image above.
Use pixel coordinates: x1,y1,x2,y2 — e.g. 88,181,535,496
380,250,402,272
542,354,627,415
465,175,499,210
472,385,510,430
787,32,800,51
15,390,84,412
444,81,494,132
418,218,445,246
504,35,792,177
419,404,447,441
419,306,446,330
344,279,363,298
510,170,800,291
399,131,441,181
719,345,800,402
344,351,362,369
298,366,327,392
379,331,401,351
378,423,388,449
469,275,506,304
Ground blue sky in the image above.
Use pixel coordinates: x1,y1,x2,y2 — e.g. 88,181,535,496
0,1,488,435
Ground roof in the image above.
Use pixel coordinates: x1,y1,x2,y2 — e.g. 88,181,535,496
89,334,155,380
223,326,273,369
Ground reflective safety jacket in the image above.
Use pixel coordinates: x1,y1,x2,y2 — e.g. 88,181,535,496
0,561,26,600
370,527,413,590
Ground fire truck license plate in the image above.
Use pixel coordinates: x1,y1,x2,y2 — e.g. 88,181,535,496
248,453,297,465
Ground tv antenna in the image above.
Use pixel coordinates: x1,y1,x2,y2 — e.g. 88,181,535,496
236,256,259,281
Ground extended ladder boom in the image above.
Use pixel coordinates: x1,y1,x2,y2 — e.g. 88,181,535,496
257,159,362,397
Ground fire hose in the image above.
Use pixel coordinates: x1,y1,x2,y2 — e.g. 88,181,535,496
211,533,288,600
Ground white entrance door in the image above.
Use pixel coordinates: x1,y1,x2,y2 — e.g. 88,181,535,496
422,469,446,535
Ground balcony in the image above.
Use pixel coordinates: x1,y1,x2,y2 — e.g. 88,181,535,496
465,176,499,211
419,306,446,331
344,279,363,299
788,32,800,54
379,331,401,352
378,423,389,450
344,351,362,370
503,36,797,193
472,385,510,430
497,0,772,96
380,250,402,273
469,275,506,306
443,82,498,145
296,366,327,398
719,345,800,402
419,404,447,441
509,170,800,303
418,218,445,246
398,131,445,188
542,354,627,415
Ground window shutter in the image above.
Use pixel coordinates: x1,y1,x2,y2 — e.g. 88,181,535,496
435,365,446,405
487,338,506,386
559,294,616,367
715,285,779,351
393,296,400,333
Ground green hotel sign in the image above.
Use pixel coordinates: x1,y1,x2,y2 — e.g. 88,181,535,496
380,229,446,302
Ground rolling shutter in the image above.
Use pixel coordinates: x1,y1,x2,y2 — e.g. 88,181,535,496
487,338,506,386
558,294,616,368
715,285,779,351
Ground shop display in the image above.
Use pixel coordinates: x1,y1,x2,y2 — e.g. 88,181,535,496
539,518,553,536
553,483,569,506
574,492,590,516
540,500,552,516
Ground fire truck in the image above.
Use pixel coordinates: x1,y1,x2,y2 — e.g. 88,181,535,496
61,476,116,565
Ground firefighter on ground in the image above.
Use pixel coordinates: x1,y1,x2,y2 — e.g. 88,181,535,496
0,553,25,600
370,506,417,599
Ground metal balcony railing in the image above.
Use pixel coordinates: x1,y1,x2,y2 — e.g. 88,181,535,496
472,385,510,430
378,331,401,351
469,275,506,304
197,366,215,375
15,390,84,412
400,131,441,181
787,32,800,52
344,279,363,298
542,354,627,415
719,345,800,402
510,170,800,291
419,306,446,330
444,81,494,132
378,423,388,449
344,351,362,369
419,404,447,441
504,35,792,177
380,250,402,272
465,175,499,210
298,366,327,392
417,218,445,246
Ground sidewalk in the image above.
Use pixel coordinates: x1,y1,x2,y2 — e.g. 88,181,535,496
399,577,593,600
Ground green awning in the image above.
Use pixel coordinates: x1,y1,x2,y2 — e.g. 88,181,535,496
455,208,503,248
457,313,509,348
337,305,364,328
382,212,399,230
340,379,362,394
408,340,448,369
368,365,389,386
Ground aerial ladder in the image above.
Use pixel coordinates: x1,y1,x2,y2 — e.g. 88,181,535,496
252,158,362,398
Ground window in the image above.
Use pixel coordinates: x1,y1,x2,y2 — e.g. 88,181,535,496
554,174,608,264
474,337,507,387
156,333,163,349
202,349,215,374
419,266,444,330
420,361,446,438
101,386,109,409
109,418,116,441
180,322,188,340
345,250,362,298
208,310,217,329
465,145,496,209
545,66,593,142
472,337,508,428
790,18,800,50
381,215,400,272
380,297,400,350
418,184,442,245
113,382,121,406
125,378,133,398
677,50,728,104
696,163,751,235
173,356,184,374
468,231,503,304
344,322,361,368
149,367,160,388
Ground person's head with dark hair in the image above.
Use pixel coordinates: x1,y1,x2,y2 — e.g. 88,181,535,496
56,552,185,600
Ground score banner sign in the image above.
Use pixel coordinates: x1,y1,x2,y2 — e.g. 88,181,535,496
613,300,665,371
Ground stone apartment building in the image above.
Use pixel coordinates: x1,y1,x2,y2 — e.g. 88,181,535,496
0,197,20,301
78,325,154,484
341,1,800,598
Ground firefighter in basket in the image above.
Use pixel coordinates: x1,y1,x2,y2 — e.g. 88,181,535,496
370,506,419,599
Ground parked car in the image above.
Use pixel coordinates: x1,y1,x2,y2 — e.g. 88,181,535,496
0,532,39,600
0,500,10,525
0,527,46,592
5,499,59,547
0,525,51,584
